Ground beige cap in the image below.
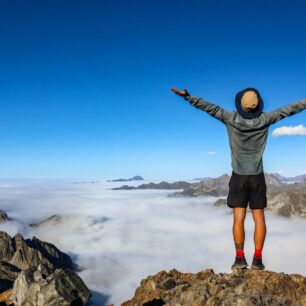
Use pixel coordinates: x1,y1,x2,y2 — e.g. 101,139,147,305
241,91,258,112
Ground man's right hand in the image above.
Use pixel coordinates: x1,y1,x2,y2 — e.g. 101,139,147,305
171,87,190,98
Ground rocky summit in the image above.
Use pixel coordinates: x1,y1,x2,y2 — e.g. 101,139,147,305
117,268,306,306
0,231,91,305
0,231,73,271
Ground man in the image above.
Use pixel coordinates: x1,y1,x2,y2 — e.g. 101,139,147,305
171,87,306,270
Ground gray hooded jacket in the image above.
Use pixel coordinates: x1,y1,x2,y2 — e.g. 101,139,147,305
184,94,306,175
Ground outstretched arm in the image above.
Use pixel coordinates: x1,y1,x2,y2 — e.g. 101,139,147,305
171,87,231,124
264,97,306,125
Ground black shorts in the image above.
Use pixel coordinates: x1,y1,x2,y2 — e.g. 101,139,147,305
227,171,267,210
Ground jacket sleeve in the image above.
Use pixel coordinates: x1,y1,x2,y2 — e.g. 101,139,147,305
264,98,306,125
184,94,231,124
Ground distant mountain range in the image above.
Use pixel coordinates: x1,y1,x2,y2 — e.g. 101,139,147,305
268,173,306,183
107,175,144,182
112,181,191,190
111,172,306,217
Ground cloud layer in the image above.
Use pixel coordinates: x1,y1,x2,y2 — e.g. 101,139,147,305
272,124,306,137
0,179,306,305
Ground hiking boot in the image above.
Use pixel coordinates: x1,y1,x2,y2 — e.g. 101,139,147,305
231,256,248,270
251,256,265,270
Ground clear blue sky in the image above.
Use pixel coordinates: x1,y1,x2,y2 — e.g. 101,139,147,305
0,0,305,179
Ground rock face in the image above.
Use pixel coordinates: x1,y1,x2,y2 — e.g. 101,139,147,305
12,263,91,305
0,232,91,305
120,268,306,306
0,231,73,272
113,181,191,190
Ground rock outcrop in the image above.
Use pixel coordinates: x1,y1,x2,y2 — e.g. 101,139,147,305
0,210,12,223
11,263,91,305
0,232,91,305
0,231,73,272
119,268,306,306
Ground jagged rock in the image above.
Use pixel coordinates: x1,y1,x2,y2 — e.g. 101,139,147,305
12,263,91,305
0,231,73,273
120,268,306,306
28,214,61,227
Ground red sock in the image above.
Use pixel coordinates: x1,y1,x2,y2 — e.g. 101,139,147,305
254,248,262,259
236,249,244,258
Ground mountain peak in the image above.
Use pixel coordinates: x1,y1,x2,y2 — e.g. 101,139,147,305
117,267,306,305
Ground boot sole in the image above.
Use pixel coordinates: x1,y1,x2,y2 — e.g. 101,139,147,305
231,264,248,270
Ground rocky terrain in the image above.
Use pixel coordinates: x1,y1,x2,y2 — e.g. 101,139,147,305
0,231,91,305
116,268,306,306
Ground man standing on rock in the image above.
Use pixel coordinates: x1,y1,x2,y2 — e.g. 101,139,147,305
171,87,306,270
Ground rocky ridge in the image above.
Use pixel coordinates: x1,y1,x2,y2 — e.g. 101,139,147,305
116,268,306,306
0,231,91,305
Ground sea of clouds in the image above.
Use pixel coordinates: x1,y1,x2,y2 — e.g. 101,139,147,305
0,178,305,305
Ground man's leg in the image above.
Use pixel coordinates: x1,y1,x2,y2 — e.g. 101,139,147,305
231,207,248,269
252,208,266,250
251,208,266,270
233,207,247,250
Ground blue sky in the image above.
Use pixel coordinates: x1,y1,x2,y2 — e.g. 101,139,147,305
0,0,305,179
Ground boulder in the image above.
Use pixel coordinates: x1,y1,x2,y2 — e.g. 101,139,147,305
12,263,91,305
